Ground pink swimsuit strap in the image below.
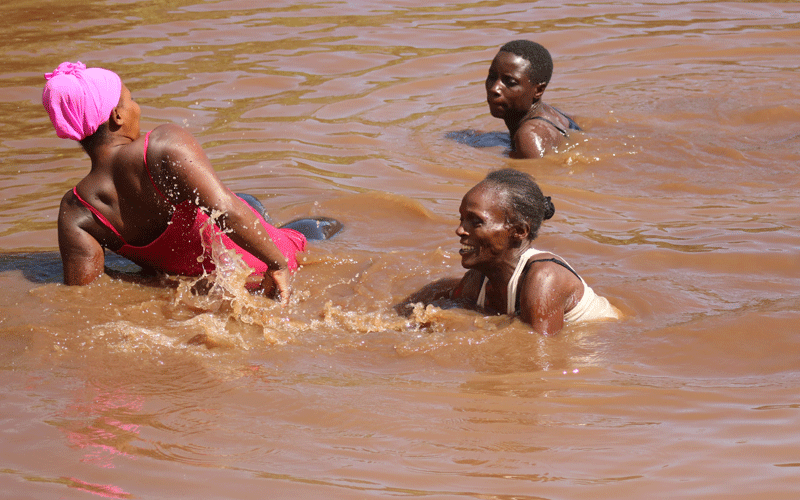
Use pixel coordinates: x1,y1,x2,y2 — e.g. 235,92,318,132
72,187,128,244
142,130,169,202
71,131,161,246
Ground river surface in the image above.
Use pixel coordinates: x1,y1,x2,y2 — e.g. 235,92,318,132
1,1,799,498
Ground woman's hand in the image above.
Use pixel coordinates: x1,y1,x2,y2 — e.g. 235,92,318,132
260,268,292,307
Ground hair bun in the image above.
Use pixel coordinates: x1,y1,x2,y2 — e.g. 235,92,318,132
543,196,555,220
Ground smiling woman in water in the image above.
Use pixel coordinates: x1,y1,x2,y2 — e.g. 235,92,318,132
398,168,619,335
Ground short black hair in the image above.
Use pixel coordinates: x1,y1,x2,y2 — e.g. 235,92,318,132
482,168,555,240
499,40,553,85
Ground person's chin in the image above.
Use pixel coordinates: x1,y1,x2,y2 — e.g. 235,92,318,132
487,102,505,119
459,250,479,269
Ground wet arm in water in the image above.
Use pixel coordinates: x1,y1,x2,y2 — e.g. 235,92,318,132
394,277,457,316
146,124,292,305
58,191,107,285
510,112,573,159
518,261,583,335
511,128,546,159
397,270,504,317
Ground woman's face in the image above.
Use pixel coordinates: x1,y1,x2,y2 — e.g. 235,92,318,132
485,51,537,120
456,183,516,270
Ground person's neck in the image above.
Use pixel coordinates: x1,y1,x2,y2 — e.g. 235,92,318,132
505,100,541,137
482,242,534,291
83,132,133,168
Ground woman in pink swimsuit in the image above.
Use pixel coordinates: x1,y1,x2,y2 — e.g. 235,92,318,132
43,62,308,305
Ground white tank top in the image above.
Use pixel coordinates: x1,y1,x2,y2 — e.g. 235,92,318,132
476,247,619,323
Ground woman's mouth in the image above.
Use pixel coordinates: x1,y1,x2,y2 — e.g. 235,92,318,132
487,100,505,117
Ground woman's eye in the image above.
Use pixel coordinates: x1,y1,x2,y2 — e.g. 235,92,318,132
503,77,517,87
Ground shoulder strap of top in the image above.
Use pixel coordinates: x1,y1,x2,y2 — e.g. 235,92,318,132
529,116,568,137
506,248,546,315
477,248,548,314
513,257,582,314
143,130,169,202
72,187,127,244
476,276,488,308
531,258,581,280
478,248,580,316
550,106,582,132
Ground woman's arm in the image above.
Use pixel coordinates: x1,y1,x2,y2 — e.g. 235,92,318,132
147,124,292,305
58,191,106,285
451,269,483,305
511,126,546,159
518,261,583,335
393,277,462,316
511,116,565,159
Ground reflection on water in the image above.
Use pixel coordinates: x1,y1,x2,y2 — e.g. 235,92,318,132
1,0,800,498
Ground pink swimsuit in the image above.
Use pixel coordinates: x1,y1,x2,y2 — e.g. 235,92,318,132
72,131,306,276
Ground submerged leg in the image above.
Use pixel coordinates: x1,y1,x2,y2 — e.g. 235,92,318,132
237,193,343,241
280,217,343,241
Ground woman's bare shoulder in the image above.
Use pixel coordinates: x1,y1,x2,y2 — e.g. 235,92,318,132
520,258,584,313
146,123,193,146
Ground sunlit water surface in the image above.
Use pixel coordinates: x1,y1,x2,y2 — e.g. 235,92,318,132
1,1,799,498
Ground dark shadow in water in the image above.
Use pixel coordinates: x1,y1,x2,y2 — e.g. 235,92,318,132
446,130,511,152
0,252,141,284
0,252,63,283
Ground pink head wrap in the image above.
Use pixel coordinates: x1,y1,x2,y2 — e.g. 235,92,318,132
42,61,122,141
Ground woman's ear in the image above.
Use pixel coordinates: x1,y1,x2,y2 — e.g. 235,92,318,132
533,82,547,100
108,107,123,130
511,221,530,241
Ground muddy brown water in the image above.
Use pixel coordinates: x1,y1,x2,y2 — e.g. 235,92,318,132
1,1,799,498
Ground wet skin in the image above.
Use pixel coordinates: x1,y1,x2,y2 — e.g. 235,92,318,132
452,182,583,334
456,182,523,275
486,51,540,127
59,81,295,304
485,51,572,158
